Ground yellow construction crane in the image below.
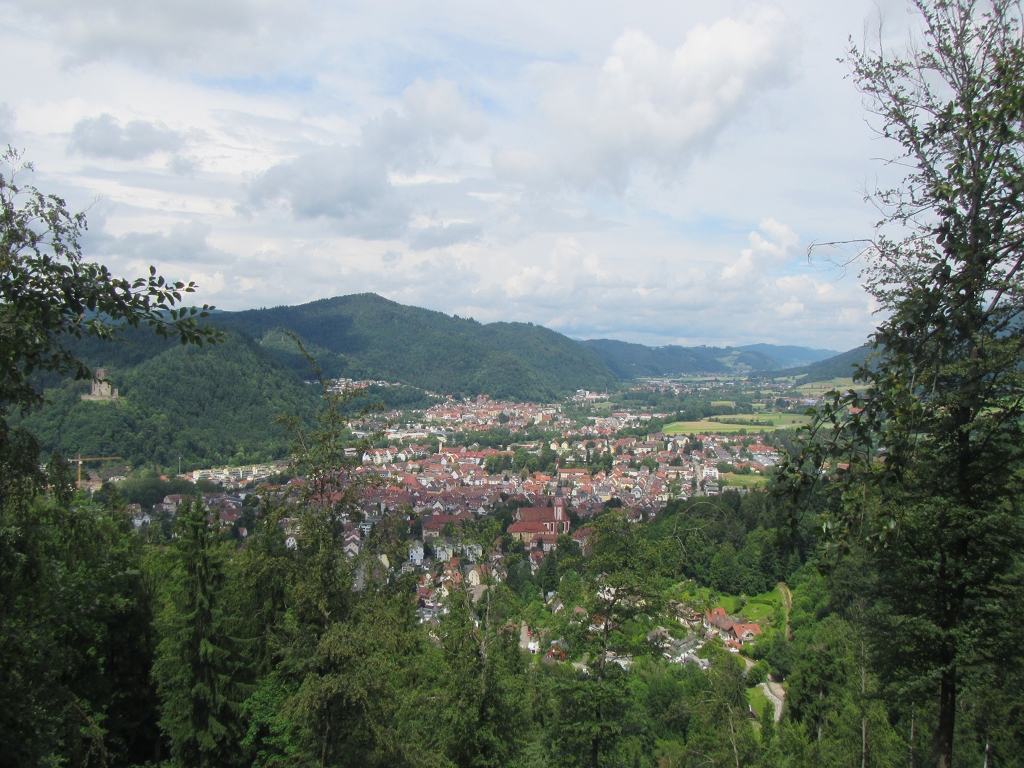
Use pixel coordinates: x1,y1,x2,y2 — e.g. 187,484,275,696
70,455,123,487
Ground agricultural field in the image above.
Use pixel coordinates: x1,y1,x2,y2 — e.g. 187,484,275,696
663,412,811,435
792,377,859,396
664,421,756,434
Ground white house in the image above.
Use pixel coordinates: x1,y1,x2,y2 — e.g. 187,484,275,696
409,539,425,566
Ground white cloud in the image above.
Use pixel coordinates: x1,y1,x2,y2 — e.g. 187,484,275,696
249,79,487,239
494,11,796,190
722,217,799,279
69,113,186,160
777,299,805,317
90,219,237,267
0,102,14,143
8,0,306,72
0,0,889,350
409,222,483,250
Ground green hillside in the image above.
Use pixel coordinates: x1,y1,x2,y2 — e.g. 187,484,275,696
18,332,321,471
212,293,619,400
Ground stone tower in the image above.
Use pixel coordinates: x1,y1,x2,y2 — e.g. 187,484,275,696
81,368,119,402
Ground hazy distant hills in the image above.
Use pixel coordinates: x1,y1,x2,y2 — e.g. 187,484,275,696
734,343,841,369
776,345,873,383
578,339,839,379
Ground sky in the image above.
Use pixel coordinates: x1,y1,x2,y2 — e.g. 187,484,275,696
1,0,917,350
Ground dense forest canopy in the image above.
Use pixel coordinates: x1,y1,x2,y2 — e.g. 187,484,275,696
212,293,621,400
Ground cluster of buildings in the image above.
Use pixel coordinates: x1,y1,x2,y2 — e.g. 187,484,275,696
326,378,406,393
422,396,572,433
189,462,286,488
131,490,248,534
352,431,779,507
703,606,763,651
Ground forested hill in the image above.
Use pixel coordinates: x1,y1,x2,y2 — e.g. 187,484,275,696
211,293,619,400
578,338,838,378
19,332,323,470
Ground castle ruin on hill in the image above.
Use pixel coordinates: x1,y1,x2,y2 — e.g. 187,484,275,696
81,368,119,402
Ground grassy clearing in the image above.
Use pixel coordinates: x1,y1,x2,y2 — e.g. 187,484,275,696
664,421,754,434
715,594,742,613
748,684,769,719
722,412,811,426
740,588,782,622
668,586,780,624
719,473,770,488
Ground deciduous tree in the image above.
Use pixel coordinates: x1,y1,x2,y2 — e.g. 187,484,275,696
777,3,1024,764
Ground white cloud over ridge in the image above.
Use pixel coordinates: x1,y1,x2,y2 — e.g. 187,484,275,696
0,0,887,350
88,219,237,268
722,217,799,279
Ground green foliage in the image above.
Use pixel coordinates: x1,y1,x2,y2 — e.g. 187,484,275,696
0,148,218,415
774,3,1024,763
0,426,162,767
153,498,247,767
212,293,619,400
747,660,770,687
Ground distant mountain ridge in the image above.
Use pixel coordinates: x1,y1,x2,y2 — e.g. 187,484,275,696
57,293,858,397
578,338,839,379
734,343,840,369
211,293,619,401
214,294,849,388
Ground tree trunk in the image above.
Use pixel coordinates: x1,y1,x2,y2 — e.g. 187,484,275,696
936,668,956,768
861,647,867,768
729,708,740,768
818,684,824,741
909,706,915,768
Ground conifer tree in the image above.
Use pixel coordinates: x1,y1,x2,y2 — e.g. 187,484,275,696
153,498,244,767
